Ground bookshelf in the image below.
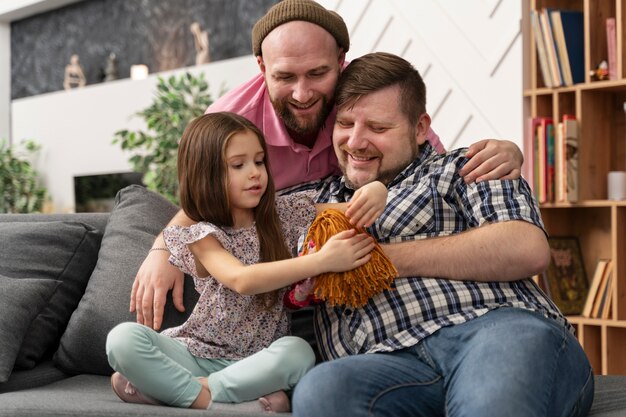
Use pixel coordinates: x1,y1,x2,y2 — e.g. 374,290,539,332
523,0,626,375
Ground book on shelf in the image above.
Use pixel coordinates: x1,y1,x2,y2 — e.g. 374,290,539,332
549,11,572,85
532,273,551,296
525,115,577,204
607,17,617,80
546,122,555,202
563,115,579,202
590,260,613,318
554,121,565,202
524,117,540,192
541,272,551,298
600,268,614,319
545,237,588,315
535,120,546,202
530,9,554,87
549,9,584,85
581,259,610,318
540,8,563,87
539,117,553,203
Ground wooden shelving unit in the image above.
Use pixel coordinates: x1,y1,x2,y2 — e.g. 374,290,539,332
523,0,626,375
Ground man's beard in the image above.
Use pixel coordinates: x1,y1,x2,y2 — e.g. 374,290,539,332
343,164,405,190
341,139,419,189
271,96,333,137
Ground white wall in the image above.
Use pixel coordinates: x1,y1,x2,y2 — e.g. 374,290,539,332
0,0,82,21
8,0,523,213
11,56,258,212
1,1,84,142
0,23,10,141
319,0,522,151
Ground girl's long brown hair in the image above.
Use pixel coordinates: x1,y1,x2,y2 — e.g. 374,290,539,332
177,112,292,307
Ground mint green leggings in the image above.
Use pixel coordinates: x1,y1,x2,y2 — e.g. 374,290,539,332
106,322,315,408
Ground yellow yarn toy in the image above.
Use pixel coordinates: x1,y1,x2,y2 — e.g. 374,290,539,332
301,209,398,308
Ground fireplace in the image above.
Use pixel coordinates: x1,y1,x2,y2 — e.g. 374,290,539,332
74,172,144,212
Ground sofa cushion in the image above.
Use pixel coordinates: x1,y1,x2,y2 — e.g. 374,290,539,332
0,221,102,369
0,374,274,416
0,360,68,394
0,375,624,417
55,185,199,375
0,275,60,382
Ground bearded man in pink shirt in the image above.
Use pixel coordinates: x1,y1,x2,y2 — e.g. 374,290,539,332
131,0,527,330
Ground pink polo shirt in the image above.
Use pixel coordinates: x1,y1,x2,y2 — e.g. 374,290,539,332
206,73,444,190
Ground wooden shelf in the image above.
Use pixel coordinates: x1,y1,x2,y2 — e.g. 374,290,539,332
524,0,626,375
541,200,626,208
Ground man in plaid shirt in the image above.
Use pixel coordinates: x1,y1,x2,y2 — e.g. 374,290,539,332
292,52,593,417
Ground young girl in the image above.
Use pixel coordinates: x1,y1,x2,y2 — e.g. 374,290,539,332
106,112,388,412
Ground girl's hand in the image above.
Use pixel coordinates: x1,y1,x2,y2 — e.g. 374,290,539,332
345,181,388,228
316,229,375,272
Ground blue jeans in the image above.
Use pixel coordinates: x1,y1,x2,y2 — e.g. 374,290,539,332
293,308,594,417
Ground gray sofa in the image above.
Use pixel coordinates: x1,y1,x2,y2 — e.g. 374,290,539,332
0,184,625,417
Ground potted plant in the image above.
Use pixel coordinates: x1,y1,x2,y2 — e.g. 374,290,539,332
0,139,48,213
113,72,214,204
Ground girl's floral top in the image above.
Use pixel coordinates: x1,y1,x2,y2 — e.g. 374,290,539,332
161,191,316,360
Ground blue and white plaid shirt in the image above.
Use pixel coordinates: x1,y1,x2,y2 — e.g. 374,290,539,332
298,143,569,361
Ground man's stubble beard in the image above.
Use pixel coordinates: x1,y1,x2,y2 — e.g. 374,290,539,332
341,138,419,189
342,164,405,190
272,95,334,137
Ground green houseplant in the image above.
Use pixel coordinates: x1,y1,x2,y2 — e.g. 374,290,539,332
113,72,214,204
0,138,47,213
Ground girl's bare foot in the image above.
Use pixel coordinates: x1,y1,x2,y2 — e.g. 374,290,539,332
191,377,212,409
258,390,290,413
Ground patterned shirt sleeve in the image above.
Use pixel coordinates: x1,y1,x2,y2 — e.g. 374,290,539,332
275,190,318,250
457,176,546,232
163,222,222,277
275,190,318,309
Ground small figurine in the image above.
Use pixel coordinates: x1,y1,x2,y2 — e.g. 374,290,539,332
104,53,118,82
63,54,87,90
190,22,210,65
589,60,609,81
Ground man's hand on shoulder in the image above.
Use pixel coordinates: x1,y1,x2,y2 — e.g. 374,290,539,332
130,250,185,330
460,139,523,183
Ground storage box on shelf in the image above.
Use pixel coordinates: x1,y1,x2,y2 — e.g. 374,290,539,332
523,0,626,375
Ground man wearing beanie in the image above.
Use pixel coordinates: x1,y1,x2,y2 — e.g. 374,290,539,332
210,0,524,191
131,0,530,379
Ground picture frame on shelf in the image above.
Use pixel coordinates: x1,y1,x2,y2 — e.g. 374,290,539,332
545,237,589,315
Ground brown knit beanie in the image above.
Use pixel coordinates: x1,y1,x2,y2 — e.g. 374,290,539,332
252,0,350,56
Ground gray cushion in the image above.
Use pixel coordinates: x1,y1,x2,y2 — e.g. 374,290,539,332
0,212,110,232
589,375,626,416
0,374,624,417
0,221,102,369
0,360,68,394
55,185,199,375
0,374,273,416
0,275,60,382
